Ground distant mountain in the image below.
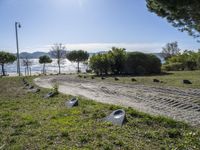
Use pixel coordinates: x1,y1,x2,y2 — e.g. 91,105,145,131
19,51,49,59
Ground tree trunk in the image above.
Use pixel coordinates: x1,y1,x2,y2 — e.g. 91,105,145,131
1,64,5,76
58,61,61,74
26,66,29,76
77,61,80,73
43,63,45,74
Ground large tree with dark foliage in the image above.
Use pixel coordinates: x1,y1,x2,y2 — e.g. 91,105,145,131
125,52,161,75
146,0,200,41
0,51,16,76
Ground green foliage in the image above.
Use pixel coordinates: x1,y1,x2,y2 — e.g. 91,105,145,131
89,53,110,75
163,50,200,71
125,52,147,75
0,51,16,76
66,50,89,73
39,55,52,74
162,63,184,71
53,83,59,94
39,55,52,64
89,48,161,76
125,52,161,75
146,0,200,40
108,47,126,74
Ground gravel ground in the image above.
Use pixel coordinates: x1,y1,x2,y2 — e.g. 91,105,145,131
34,75,200,126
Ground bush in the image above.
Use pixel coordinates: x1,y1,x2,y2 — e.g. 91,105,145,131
89,49,161,76
163,50,200,71
162,63,184,71
124,52,161,75
146,54,161,74
89,54,110,75
184,60,197,70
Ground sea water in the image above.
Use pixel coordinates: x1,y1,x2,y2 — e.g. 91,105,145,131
2,59,87,75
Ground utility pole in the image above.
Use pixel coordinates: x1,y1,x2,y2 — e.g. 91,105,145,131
15,22,21,76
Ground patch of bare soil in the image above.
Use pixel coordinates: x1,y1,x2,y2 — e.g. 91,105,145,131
34,75,200,126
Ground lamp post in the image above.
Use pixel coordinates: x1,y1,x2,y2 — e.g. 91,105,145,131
15,22,21,76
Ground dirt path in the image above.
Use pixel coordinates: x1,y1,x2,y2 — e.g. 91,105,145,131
34,75,200,126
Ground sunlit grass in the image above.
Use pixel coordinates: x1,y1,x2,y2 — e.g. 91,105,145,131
81,70,200,89
0,76,200,149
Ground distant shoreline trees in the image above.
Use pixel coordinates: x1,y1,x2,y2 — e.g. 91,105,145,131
66,50,89,73
50,43,66,74
22,57,33,76
39,55,52,74
0,51,16,76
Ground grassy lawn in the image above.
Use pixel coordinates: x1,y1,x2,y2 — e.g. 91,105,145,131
80,70,200,89
0,76,200,149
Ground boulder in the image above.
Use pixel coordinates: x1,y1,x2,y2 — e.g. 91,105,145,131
183,80,192,84
131,78,137,82
153,79,160,83
115,77,119,81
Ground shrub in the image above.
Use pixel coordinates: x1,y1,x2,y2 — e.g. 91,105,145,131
184,60,197,70
89,49,161,75
89,54,110,75
163,50,200,71
146,54,161,74
162,63,184,71
53,83,59,94
124,52,161,75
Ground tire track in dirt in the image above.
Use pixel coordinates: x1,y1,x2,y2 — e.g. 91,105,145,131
34,75,200,126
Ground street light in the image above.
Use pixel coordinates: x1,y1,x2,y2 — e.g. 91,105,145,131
15,22,21,76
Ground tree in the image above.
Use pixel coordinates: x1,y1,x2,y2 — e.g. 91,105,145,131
50,43,66,74
108,47,126,74
39,55,52,74
124,52,161,75
66,50,89,73
146,0,200,41
163,50,200,71
0,51,16,76
89,54,110,75
22,57,33,76
161,41,181,60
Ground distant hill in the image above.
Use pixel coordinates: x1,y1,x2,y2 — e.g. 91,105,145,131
19,51,49,59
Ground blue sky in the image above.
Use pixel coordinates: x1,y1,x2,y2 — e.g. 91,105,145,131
0,0,199,53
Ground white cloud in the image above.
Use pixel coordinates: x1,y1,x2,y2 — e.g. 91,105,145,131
23,42,165,53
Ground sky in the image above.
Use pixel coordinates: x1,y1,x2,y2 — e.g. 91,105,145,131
0,0,199,53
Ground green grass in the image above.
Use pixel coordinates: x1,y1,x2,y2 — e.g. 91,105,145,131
81,70,200,89
0,76,200,149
